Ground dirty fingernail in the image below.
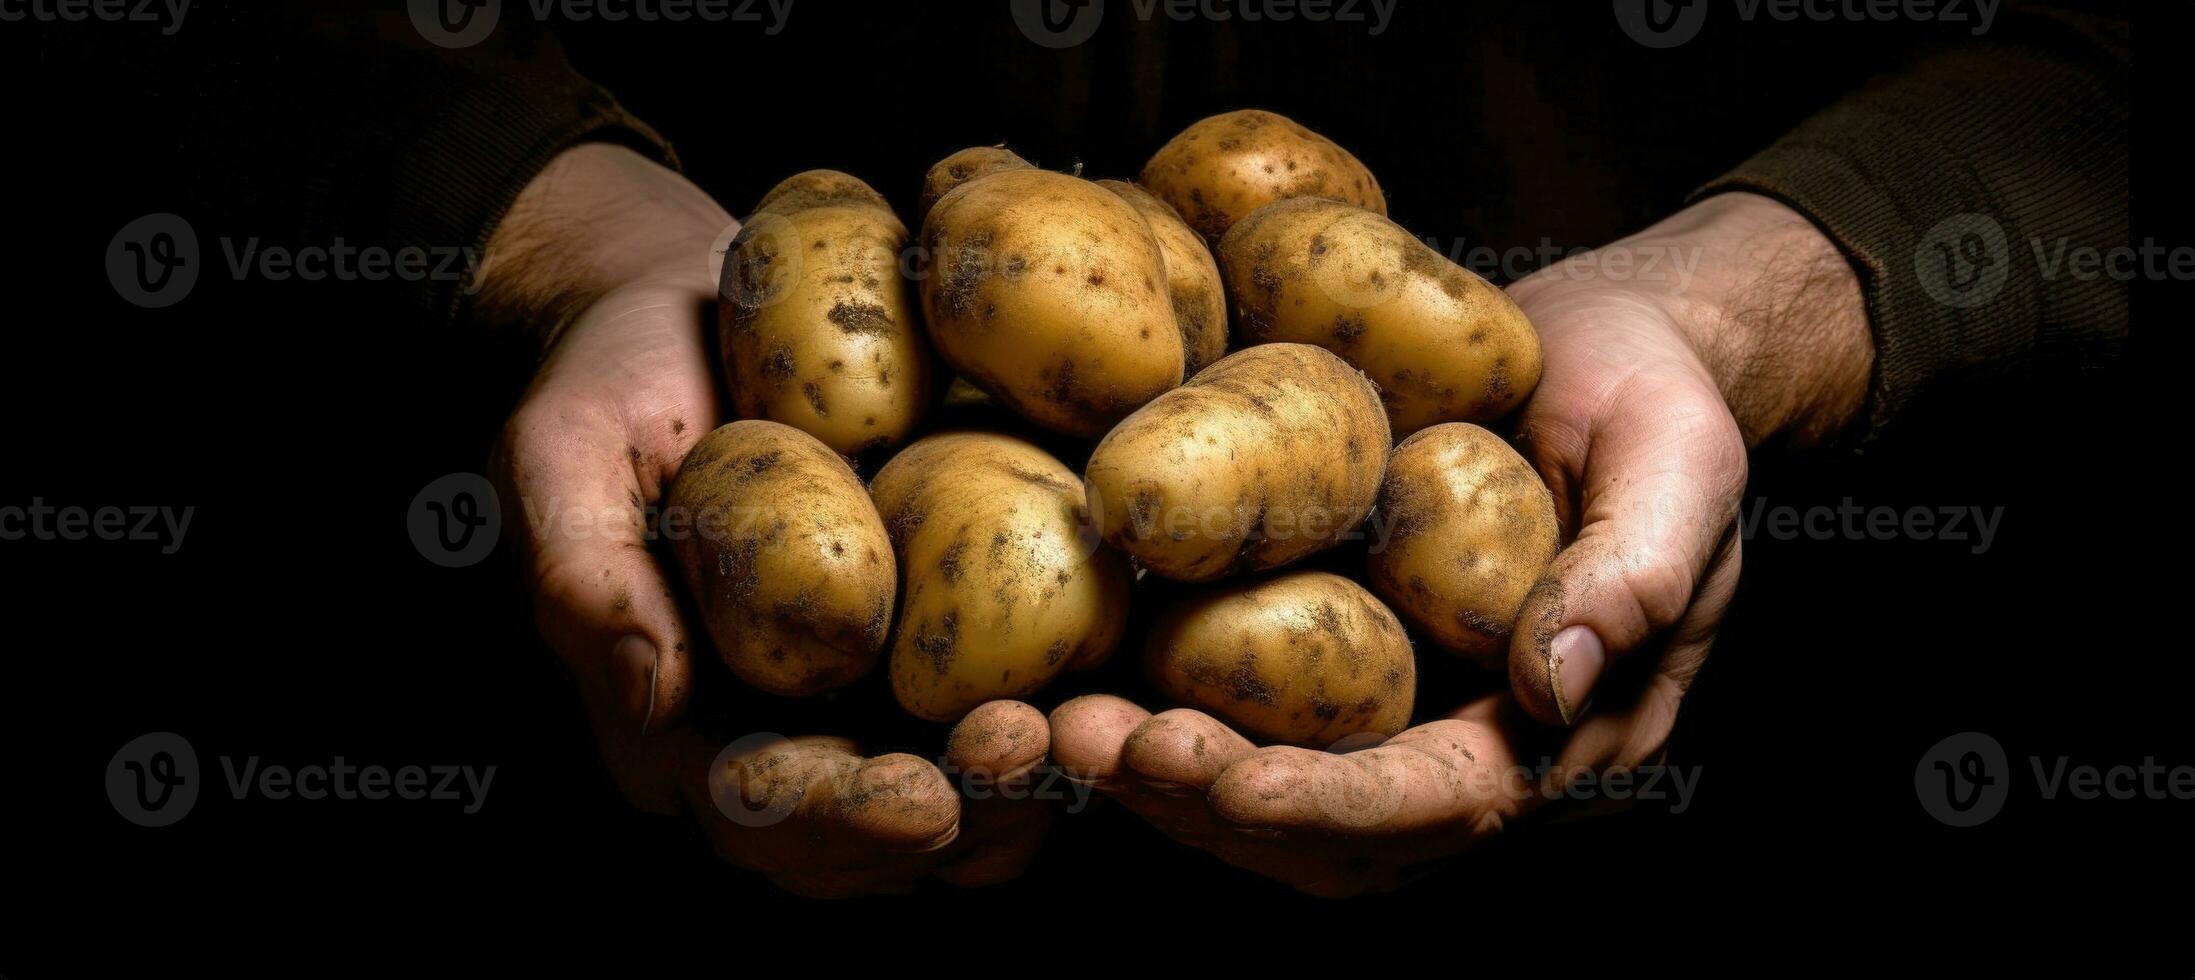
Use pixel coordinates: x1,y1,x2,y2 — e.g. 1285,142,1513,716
1550,625,1604,726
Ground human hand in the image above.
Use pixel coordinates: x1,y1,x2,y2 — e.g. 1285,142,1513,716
482,144,1053,895
1049,192,1873,894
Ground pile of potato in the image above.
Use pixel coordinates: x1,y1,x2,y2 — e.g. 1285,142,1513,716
671,109,1558,748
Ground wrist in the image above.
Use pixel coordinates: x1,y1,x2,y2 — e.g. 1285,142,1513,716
1647,193,1873,448
1518,193,1873,449
473,143,735,348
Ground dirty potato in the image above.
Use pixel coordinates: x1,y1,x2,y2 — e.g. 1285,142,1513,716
720,171,934,454
919,146,1035,219
1140,109,1386,243
1144,570,1415,746
918,169,1184,438
667,420,897,696
1097,179,1229,376
871,431,1133,722
1083,343,1388,582
1367,423,1559,662
1220,196,1542,437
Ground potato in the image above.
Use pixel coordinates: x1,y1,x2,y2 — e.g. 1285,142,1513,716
1144,570,1414,746
749,168,894,217
1084,343,1387,582
1097,179,1229,376
1367,423,1559,662
1140,109,1386,243
720,171,934,454
666,420,896,696
919,146,1035,220
871,431,1133,722
1219,196,1542,437
919,168,1184,438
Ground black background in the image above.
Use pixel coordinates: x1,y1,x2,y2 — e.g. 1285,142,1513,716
1,0,2180,967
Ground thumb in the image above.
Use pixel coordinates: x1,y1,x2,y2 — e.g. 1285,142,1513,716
497,395,700,809
1510,389,1746,726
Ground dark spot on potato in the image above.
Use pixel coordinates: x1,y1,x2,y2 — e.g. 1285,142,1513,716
939,539,969,584
913,611,960,673
827,301,894,336
762,344,796,379
802,382,829,416
1333,314,1366,345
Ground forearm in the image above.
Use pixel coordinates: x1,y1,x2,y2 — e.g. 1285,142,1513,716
1695,6,2129,439
473,144,734,348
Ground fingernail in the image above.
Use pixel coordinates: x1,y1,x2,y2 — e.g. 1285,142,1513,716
1549,625,1604,726
612,634,659,736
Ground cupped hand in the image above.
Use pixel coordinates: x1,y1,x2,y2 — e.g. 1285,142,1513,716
483,144,1055,895
1049,192,1872,895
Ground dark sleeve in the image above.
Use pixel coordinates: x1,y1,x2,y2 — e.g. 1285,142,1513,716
1693,5,2128,442
44,9,674,326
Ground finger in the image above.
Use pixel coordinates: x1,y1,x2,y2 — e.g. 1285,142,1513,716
1510,385,1747,725
1121,709,1256,792
498,398,697,785
932,701,1056,889
947,700,1050,784
1047,694,1152,789
1208,716,1521,837
684,732,963,895
1559,530,1740,773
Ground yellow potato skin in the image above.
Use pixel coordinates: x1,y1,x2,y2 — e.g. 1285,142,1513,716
667,420,897,696
750,168,894,217
1140,109,1387,243
721,173,934,455
872,432,1133,722
919,169,1185,438
1144,571,1415,747
1367,423,1559,662
1220,196,1543,437
919,146,1035,220
1084,343,1388,582
1097,179,1229,377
